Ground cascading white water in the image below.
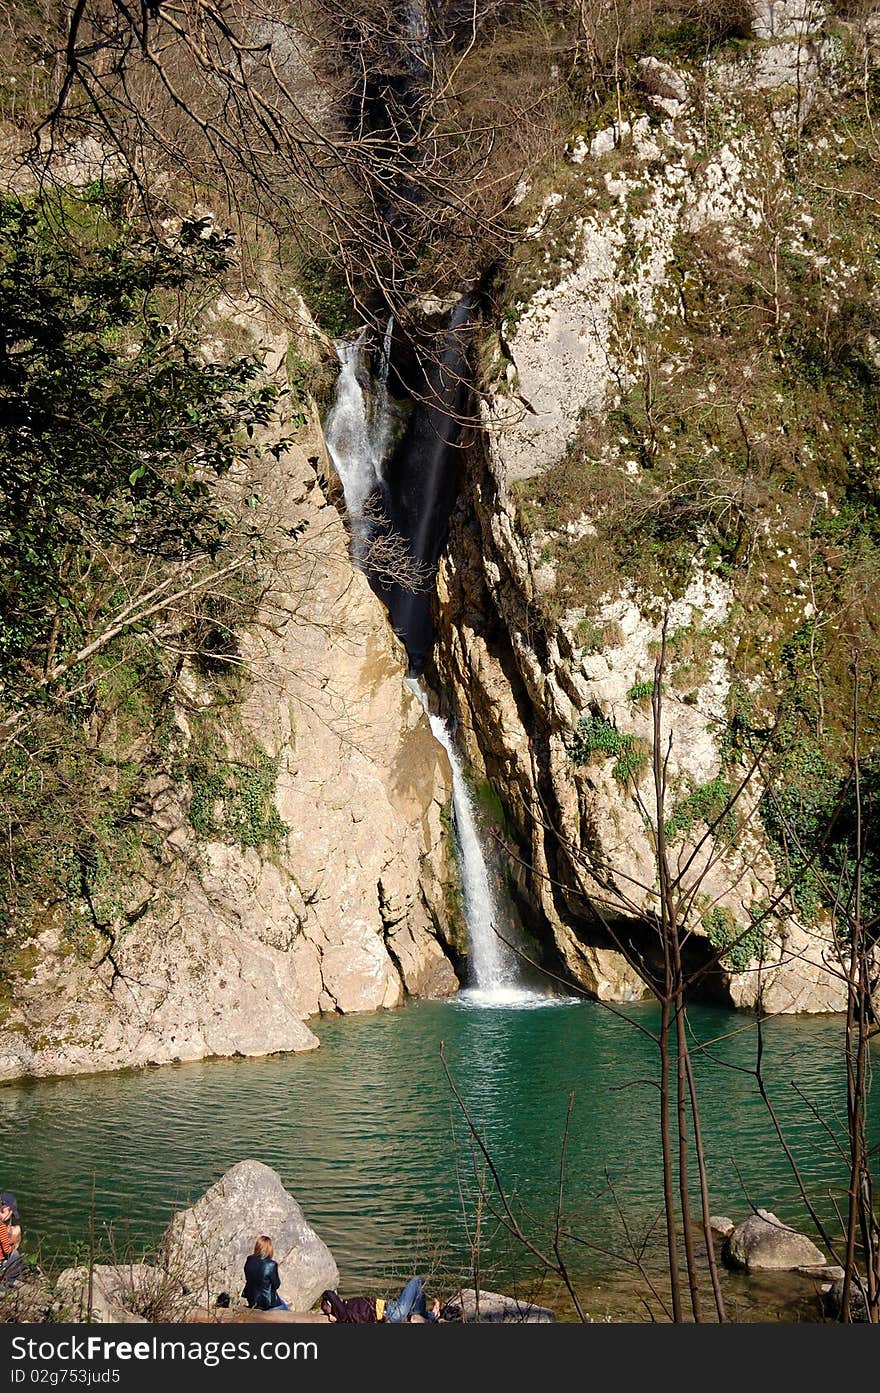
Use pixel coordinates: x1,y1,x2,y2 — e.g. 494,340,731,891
370,315,395,478
323,336,380,519
403,0,431,75
407,680,537,1005
324,324,395,519
325,335,554,1008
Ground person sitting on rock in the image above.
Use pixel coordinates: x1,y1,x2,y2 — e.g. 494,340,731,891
0,1192,23,1287
320,1277,440,1324
242,1236,289,1311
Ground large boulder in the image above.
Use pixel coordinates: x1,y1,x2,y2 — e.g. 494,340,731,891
163,1160,337,1311
722,1209,827,1273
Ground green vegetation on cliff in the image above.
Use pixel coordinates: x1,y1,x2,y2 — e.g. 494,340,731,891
0,188,286,962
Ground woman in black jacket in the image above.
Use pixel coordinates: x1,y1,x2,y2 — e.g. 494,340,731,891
242,1236,289,1311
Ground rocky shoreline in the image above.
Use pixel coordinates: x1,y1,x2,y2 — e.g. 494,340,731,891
0,1161,855,1326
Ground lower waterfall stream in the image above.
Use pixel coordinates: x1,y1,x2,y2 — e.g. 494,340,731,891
407,678,542,1004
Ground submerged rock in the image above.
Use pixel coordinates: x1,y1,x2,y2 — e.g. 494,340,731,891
798,1263,844,1282
822,1275,870,1322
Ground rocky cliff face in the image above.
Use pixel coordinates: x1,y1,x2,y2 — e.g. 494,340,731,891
436,2,880,1012
0,310,459,1083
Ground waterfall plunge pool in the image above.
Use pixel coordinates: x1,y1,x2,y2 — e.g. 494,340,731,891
2,997,870,1321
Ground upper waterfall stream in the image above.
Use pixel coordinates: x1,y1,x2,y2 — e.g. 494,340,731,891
323,334,386,521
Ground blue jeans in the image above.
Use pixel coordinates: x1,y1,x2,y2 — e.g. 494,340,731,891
384,1277,435,1324
275,1298,290,1311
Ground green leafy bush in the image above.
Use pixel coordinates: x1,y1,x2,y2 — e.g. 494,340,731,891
569,713,649,785
665,777,736,844
187,749,289,851
701,904,764,974
627,680,657,702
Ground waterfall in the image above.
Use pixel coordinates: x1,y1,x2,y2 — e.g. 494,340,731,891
403,0,432,77
323,336,380,520
408,680,536,1004
325,339,553,1008
323,325,399,572
370,315,395,479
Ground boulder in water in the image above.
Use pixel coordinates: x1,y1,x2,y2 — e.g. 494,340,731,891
722,1209,827,1272
709,1216,735,1239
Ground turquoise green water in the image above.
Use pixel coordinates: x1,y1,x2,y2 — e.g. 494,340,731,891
0,998,871,1318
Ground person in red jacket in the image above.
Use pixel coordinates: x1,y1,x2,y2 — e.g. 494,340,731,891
0,1192,22,1286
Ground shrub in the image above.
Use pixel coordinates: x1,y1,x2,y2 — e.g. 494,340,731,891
701,903,765,974
569,713,649,785
665,777,737,844
576,620,606,655
627,679,657,703
187,748,289,852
